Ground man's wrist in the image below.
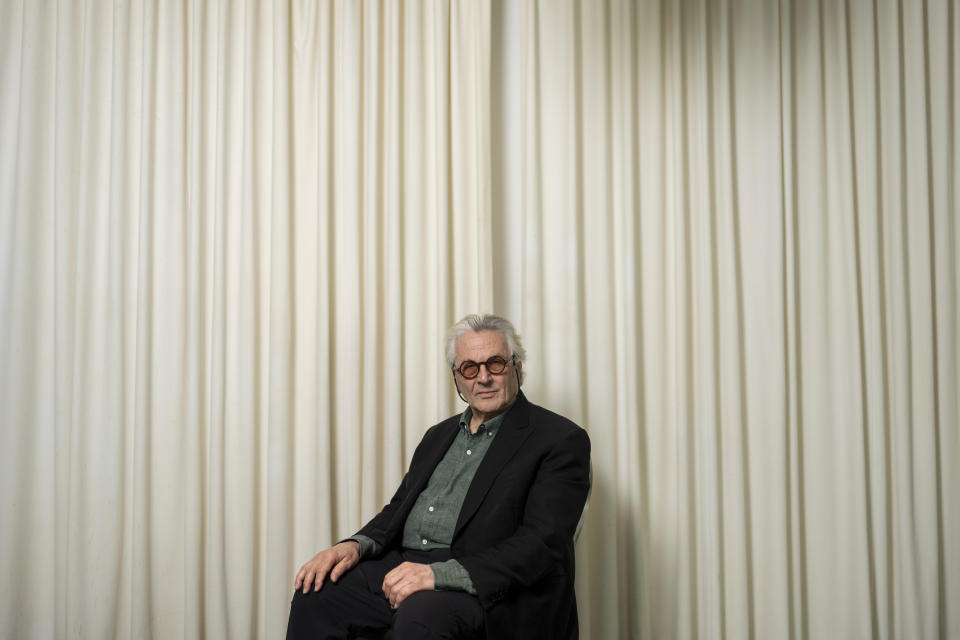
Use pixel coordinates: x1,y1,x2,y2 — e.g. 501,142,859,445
430,559,477,594
344,534,381,559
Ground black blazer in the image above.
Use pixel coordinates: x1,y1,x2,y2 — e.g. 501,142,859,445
356,392,592,639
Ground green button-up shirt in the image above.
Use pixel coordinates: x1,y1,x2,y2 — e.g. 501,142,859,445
352,407,506,594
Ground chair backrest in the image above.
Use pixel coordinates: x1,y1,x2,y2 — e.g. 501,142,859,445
574,461,593,542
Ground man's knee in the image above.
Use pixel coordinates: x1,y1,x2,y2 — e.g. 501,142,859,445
288,588,339,635
287,584,359,639
392,591,483,640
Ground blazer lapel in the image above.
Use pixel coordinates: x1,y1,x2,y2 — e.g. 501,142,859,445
390,417,460,530
453,392,533,539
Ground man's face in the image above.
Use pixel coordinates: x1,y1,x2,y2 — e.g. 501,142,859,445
453,330,521,420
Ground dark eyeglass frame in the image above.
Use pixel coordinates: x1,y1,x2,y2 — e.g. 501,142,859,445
452,354,516,379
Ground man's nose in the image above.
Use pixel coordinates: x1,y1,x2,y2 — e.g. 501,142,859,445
475,364,493,382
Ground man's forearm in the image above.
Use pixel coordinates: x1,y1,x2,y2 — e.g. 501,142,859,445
350,535,477,594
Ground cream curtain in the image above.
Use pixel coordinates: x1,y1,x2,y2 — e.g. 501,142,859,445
0,1,956,639
492,1,959,639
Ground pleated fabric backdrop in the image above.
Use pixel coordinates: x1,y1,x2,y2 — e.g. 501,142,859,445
0,1,956,638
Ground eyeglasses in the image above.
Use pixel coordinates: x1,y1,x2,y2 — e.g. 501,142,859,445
453,355,515,379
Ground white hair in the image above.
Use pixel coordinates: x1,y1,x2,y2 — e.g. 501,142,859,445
445,313,527,385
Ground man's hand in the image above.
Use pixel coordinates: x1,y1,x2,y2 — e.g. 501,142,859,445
293,541,361,594
382,562,435,608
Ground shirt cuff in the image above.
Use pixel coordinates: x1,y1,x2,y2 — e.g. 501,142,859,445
430,559,478,595
345,534,382,559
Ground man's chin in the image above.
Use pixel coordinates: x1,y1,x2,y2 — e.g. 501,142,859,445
471,396,504,412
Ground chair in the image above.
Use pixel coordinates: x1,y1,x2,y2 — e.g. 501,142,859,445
356,465,592,640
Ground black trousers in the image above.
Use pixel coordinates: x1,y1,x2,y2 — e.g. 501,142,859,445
286,548,485,640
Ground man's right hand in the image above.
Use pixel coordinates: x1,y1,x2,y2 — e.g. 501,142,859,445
293,540,361,594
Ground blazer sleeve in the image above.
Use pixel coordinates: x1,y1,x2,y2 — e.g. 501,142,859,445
456,424,591,607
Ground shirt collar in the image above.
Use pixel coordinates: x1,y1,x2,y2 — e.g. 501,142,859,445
458,407,507,436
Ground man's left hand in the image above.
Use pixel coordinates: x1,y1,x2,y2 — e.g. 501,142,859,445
382,561,435,608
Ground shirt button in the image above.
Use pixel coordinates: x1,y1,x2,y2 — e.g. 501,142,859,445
488,432,492,436
422,539,428,545
428,506,435,512
466,449,472,455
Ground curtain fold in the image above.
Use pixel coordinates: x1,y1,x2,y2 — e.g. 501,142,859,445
0,1,956,638
491,0,957,638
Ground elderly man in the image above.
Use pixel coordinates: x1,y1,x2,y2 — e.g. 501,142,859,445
286,314,591,639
